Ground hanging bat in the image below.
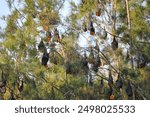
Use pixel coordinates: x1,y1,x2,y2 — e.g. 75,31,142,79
42,52,49,67
111,36,118,50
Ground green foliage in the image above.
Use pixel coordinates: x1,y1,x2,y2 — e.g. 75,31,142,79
0,0,150,100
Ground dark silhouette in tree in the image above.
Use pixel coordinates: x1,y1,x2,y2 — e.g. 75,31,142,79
111,36,118,50
90,22,95,35
116,73,123,89
108,71,113,87
126,80,133,99
42,52,49,67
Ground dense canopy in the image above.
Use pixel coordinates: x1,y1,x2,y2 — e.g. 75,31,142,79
0,0,150,100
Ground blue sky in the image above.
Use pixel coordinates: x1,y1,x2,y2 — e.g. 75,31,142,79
0,0,92,47
0,0,10,29
0,0,80,29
